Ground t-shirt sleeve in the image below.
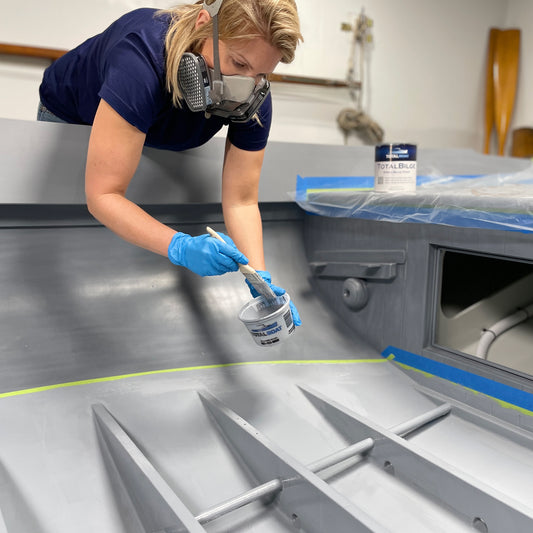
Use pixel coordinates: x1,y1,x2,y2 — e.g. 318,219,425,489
227,92,272,151
98,32,165,133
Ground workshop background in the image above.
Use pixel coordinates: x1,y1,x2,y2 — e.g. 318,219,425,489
1,0,532,153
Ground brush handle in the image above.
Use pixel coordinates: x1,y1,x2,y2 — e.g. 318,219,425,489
206,226,242,262
206,226,277,300
206,226,249,271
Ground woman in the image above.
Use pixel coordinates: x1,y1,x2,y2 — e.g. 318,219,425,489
38,0,302,324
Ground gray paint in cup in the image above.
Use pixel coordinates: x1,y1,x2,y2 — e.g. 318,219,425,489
239,293,295,347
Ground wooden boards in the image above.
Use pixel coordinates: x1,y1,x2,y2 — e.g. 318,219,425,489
483,28,521,156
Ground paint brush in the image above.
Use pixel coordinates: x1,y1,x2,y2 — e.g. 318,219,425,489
206,226,278,302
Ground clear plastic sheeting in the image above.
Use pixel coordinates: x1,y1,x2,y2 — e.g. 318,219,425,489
293,149,533,232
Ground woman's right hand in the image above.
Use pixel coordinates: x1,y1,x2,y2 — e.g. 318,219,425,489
168,231,248,276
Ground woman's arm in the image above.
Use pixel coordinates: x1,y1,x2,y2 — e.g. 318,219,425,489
222,138,302,325
221,138,266,270
85,99,247,277
85,99,176,256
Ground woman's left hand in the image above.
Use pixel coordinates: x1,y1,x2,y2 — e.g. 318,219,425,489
245,270,302,326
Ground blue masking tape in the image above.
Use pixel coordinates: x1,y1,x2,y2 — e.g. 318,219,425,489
295,174,483,200
383,346,533,412
295,174,533,232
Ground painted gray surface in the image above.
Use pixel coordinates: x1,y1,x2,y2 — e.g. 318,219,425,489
303,214,533,400
0,213,376,393
1,204,532,531
2,117,533,531
1,117,365,205
2,118,528,206
1,360,533,532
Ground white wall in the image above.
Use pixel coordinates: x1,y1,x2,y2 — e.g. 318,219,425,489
506,0,533,129
0,0,530,154
270,0,512,151
0,0,173,124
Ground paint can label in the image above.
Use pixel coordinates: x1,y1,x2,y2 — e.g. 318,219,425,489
374,143,417,193
239,294,295,347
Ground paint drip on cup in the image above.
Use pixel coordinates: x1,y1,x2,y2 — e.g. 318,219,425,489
374,143,417,193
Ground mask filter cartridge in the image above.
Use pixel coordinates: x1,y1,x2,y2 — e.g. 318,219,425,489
178,53,211,112
177,52,270,122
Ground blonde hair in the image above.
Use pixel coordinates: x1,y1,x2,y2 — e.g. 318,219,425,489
157,0,303,107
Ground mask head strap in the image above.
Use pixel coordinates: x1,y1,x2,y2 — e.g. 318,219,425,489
203,0,224,103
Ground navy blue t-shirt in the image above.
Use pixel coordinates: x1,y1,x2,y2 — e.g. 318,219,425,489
39,8,272,152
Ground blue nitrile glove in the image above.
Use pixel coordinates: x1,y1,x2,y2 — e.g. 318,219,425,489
168,231,248,276
245,270,302,326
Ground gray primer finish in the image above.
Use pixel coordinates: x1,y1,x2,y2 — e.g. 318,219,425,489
303,215,533,400
0,118,379,205
4,118,527,206
1,118,533,531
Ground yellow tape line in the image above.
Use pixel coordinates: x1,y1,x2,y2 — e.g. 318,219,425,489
0,359,386,399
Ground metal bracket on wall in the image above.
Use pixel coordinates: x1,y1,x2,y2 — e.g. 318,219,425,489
309,249,406,280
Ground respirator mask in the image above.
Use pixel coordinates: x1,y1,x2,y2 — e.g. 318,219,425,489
177,0,271,122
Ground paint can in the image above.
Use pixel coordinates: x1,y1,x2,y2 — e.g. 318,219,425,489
238,293,295,347
374,143,417,193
